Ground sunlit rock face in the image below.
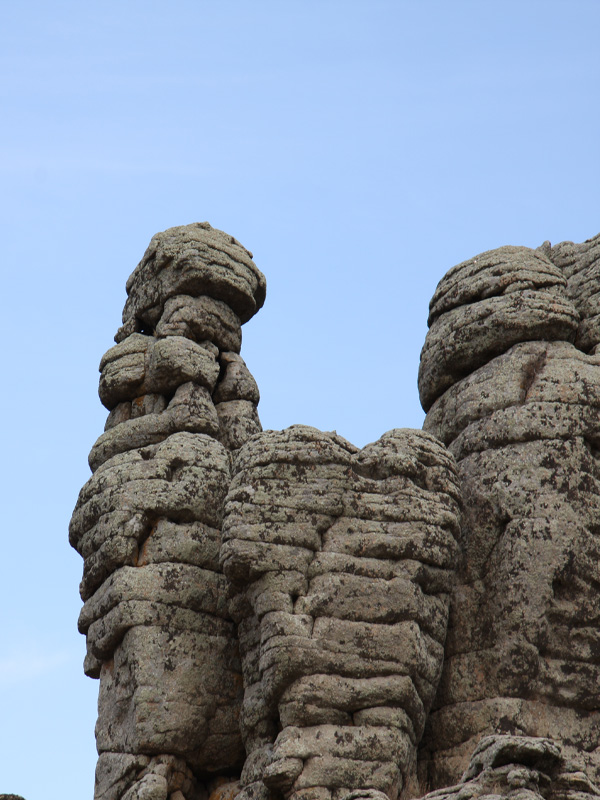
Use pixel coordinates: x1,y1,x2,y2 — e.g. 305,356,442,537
417,234,600,792
70,226,600,800
70,223,265,800
221,425,460,800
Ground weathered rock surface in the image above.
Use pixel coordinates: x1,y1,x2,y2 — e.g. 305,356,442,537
548,233,600,353
221,425,461,800
420,735,600,800
118,222,266,334
70,225,600,800
417,235,600,793
70,223,265,800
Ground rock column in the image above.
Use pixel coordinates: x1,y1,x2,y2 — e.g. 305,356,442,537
417,240,600,791
221,426,461,800
69,223,266,800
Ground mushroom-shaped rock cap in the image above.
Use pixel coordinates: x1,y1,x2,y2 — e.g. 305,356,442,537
122,222,267,329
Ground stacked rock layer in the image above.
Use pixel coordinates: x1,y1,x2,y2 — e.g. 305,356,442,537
420,735,600,800
70,224,600,800
70,223,265,800
417,236,600,792
221,425,461,800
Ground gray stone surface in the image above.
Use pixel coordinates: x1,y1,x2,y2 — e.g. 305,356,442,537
70,223,265,800
418,246,579,412
549,232,600,352
221,425,460,800
419,735,600,800
70,225,600,800
119,222,266,334
417,234,600,794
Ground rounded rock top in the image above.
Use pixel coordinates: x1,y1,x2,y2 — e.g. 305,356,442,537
418,244,580,410
122,222,267,328
427,245,568,327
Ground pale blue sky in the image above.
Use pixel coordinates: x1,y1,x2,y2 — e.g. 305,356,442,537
1,2,599,798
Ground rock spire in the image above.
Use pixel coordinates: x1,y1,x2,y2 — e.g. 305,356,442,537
417,233,600,790
70,223,264,799
69,225,600,800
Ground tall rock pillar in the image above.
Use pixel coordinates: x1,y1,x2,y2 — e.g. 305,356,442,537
416,237,600,791
69,223,266,800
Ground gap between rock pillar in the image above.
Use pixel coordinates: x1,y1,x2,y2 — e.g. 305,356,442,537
69,223,266,800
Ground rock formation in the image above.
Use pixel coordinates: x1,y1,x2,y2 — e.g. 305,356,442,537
69,225,600,800
69,223,264,800
419,735,600,800
417,235,600,790
222,426,460,800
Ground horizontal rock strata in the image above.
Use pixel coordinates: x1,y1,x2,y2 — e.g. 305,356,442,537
70,223,265,800
221,425,461,800
547,233,600,352
417,236,600,793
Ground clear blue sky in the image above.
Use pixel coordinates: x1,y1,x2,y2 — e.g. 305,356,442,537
1,2,598,798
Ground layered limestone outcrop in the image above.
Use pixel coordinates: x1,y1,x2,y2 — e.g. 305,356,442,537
70,223,264,800
418,234,600,791
70,225,600,800
222,426,460,800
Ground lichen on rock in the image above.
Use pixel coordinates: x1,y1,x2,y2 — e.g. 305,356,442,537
70,223,265,800
418,234,600,792
69,225,600,800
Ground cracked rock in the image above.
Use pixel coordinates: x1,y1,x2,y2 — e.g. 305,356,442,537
417,236,600,793
221,425,460,800
70,223,265,800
